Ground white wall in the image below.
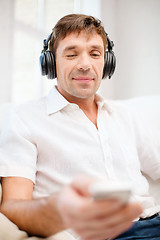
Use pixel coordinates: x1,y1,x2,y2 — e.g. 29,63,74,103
0,0,74,104
0,0,14,103
74,0,101,19
101,0,160,99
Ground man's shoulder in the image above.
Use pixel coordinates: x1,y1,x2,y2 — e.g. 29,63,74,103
6,97,48,127
103,98,132,115
14,97,46,116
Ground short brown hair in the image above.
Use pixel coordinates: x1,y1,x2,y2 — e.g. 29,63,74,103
49,14,108,54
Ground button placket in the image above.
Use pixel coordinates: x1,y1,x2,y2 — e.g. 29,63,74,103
97,110,116,179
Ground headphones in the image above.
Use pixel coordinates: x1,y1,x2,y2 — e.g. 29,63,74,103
40,32,116,79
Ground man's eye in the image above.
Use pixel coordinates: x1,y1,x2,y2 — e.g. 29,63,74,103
91,52,101,57
66,54,76,58
91,53,100,56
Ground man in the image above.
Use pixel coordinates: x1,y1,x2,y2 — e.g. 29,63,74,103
0,14,160,240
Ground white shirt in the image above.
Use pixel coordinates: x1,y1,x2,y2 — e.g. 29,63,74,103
0,86,160,218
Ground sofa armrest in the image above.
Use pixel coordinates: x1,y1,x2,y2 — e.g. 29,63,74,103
0,211,75,240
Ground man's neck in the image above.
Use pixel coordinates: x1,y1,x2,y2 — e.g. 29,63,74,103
71,96,96,112
69,96,98,128
56,86,98,128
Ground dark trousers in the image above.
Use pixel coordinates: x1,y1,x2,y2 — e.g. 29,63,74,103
115,214,160,240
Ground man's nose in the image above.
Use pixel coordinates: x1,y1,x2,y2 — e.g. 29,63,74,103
77,53,91,71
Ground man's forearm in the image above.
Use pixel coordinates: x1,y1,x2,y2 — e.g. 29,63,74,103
0,194,65,237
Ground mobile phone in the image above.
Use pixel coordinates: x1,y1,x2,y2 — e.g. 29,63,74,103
89,181,132,204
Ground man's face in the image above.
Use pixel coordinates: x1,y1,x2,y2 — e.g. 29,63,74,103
55,30,105,101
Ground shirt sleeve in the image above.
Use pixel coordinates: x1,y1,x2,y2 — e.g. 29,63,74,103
0,107,37,183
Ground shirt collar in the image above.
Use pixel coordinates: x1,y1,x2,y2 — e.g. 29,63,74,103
46,85,70,115
45,85,114,115
95,94,114,114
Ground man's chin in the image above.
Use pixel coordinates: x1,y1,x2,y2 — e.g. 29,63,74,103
71,89,97,99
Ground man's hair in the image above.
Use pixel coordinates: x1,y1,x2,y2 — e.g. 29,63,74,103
49,14,108,54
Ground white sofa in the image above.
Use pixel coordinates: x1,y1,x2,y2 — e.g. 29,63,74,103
121,95,160,205
0,95,160,239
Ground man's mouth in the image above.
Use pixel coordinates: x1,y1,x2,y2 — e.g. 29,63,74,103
72,76,94,83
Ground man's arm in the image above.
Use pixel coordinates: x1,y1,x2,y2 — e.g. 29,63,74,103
0,176,143,239
0,177,65,237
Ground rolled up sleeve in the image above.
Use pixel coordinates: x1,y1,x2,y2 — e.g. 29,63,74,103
0,108,37,183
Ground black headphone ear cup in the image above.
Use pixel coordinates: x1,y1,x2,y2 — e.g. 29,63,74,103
51,52,57,79
102,51,116,79
40,52,48,76
39,51,56,79
102,51,111,79
45,51,56,79
109,52,116,79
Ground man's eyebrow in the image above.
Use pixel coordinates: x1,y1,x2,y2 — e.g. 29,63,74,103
63,46,77,52
91,45,103,51
63,45,103,52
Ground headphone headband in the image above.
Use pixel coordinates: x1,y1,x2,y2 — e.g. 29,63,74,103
42,33,52,52
106,34,114,51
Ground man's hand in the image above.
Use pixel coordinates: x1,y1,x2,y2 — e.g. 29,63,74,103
1,176,142,239
56,176,143,240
